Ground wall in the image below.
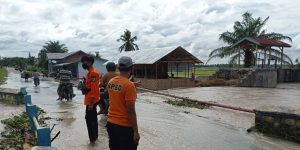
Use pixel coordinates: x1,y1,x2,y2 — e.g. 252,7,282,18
239,69,277,88
213,68,251,79
48,59,64,74
255,110,300,143
277,69,300,82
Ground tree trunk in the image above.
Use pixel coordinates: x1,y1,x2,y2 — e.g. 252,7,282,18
244,49,253,68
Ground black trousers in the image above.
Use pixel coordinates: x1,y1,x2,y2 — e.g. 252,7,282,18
85,105,98,141
106,122,137,150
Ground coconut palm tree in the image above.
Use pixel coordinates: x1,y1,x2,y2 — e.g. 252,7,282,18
207,12,292,67
117,29,139,52
38,41,68,68
42,41,68,53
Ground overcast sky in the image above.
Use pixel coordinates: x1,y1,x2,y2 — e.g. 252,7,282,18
1,0,300,64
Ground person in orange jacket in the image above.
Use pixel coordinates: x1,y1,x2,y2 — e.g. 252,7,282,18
81,55,101,145
106,56,140,150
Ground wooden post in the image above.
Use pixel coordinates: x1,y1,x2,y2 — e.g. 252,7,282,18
238,46,240,67
255,45,258,67
258,50,260,68
264,49,267,68
268,47,271,67
193,64,196,80
184,63,186,78
170,63,173,78
187,63,190,78
176,63,179,78
281,47,283,68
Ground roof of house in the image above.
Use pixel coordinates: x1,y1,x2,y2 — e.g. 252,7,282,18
107,46,202,64
46,50,86,60
48,50,108,67
232,37,291,48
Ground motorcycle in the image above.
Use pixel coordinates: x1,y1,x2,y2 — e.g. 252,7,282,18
33,78,40,86
21,71,31,82
58,83,75,101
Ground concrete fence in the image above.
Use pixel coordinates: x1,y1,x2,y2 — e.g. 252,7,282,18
0,87,27,105
255,110,300,143
239,69,277,88
24,95,51,147
277,69,300,83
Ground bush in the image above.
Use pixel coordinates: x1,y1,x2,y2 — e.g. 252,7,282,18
0,68,8,85
0,113,33,150
296,63,300,68
26,66,46,73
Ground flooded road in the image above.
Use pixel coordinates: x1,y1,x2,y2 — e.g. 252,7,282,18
1,70,300,150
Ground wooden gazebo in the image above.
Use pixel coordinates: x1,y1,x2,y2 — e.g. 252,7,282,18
108,46,202,90
231,37,291,68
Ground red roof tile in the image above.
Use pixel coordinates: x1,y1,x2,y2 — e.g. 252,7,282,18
250,37,291,47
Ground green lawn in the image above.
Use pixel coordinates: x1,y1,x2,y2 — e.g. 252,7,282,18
169,67,219,78
0,67,8,85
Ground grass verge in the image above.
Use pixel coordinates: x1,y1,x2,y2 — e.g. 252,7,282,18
168,67,219,78
165,98,210,109
0,68,8,85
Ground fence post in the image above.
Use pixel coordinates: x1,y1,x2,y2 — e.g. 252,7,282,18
26,105,38,131
24,94,52,147
24,95,32,105
37,128,51,146
20,87,27,95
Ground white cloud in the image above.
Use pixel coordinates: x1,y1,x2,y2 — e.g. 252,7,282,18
0,0,299,64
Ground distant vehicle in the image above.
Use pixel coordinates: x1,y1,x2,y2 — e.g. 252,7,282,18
21,71,31,82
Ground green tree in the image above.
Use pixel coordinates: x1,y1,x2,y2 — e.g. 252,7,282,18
207,12,292,67
27,52,35,65
117,29,139,52
296,58,300,68
38,41,68,69
0,57,28,71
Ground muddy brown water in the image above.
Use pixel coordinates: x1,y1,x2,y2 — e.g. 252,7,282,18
1,71,300,150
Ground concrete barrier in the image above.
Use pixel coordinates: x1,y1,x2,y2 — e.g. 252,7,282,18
277,69,300,82
24,95,51,147
239,69,277,88
255,110,300,143
0,87,27,105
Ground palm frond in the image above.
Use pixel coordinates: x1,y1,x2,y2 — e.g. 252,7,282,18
229,53,242,64
269,48,293,64
259,32,292,43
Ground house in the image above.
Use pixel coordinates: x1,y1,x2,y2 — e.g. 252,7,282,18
108,46,202,90
47,50,107,78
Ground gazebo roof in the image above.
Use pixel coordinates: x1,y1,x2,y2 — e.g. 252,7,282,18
231,37,291,48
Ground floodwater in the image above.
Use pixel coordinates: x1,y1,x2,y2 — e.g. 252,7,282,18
1,70,300,150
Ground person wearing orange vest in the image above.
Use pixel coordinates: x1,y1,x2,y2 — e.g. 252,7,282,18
106,56,139,150
81,55,100,145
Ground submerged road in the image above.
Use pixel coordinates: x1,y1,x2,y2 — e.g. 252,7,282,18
1,70,300,150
